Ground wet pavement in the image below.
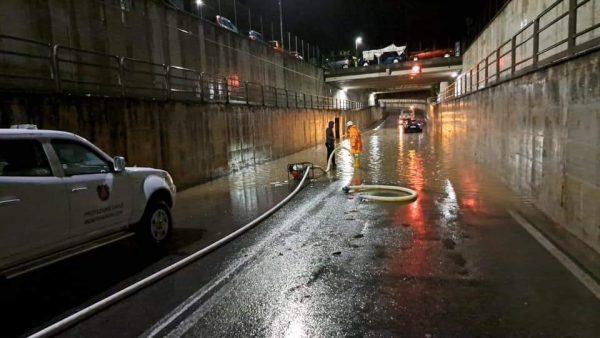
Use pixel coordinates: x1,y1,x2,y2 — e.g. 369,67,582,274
5,116,600,337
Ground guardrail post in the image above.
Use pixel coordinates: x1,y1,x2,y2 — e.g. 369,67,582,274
510,36,517,76
165,65,172,100
303,93,306,108
199,73,205,103
51,45,61,93
310,95,314,109
532,18,540,68
225,78,230,104
568,0,577,53
261,85,265,106
476,63,480,89
118,57,125,97
484,57,488,87
285,89,289,108
295,92,298,108
244,82,250,105
496,48,501,82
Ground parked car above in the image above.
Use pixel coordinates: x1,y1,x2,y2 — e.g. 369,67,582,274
268,40,284,52
0,126,176,278
248,30,264,42
290,51,304,61
410,48,454,61
380,51,406,65
327,55,355,70
216,15,239,34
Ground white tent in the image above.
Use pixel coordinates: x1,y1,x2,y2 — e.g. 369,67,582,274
362,44,406,62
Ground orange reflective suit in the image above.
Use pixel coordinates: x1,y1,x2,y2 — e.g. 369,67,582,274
348,125,363,155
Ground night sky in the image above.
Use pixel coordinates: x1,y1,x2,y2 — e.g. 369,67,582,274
240,0,509,54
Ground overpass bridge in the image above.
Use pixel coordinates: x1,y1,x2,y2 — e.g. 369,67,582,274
324,56,463,92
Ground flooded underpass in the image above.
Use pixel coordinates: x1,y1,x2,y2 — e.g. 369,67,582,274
7,116,600,337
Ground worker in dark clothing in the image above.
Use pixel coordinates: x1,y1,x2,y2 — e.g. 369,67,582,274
325,121,336,167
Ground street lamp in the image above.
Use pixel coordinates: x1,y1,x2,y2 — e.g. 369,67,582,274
355,36,363,56
195,0,204,19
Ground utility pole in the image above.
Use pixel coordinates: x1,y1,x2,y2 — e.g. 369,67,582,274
278,0,284,49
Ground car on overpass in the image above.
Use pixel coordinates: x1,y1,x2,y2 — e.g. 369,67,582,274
248,30,264,42
216,15,239,34
380,51,407,65
290,51,304,61
268,40,284,52
327,55,355,70
0,127,177,278
410,48,454,61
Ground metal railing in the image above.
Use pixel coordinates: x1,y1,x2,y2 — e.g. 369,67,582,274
0,34,364,110
439,0,600,102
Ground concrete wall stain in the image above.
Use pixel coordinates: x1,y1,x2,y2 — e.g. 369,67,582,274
438,50,600,254
0,93,382,189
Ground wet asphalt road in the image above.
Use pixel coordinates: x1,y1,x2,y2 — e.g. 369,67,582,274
6,116,600,337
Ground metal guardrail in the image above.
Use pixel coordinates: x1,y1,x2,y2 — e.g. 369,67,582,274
0,34,364,110
439,0,600,102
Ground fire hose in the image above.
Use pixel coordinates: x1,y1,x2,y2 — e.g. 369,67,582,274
312,145,418,203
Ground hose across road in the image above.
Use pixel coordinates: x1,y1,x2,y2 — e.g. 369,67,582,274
29,169,312,338
30,144,417,337
313,145,418,203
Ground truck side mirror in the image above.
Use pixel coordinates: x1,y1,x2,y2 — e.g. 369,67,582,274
113,156,126,172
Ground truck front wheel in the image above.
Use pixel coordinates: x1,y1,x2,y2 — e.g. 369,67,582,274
137,201,172,246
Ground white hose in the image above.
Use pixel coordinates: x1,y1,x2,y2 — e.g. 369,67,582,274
28,168,312,338
311,145,353,173
347,185,418,203
314,145,418,203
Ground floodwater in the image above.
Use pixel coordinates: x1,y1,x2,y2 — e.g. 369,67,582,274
5,116,600,337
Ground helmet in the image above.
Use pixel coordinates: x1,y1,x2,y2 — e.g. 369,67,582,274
346,121,354,127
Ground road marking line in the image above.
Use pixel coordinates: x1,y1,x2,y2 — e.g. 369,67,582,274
508,210,600,300
140,258,245,338
143,184,340,338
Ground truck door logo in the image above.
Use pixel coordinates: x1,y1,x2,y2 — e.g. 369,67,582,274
97,184,110,201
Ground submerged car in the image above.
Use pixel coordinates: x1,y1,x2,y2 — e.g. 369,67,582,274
0,127,176,278
404,120,423,133
216,15,239,34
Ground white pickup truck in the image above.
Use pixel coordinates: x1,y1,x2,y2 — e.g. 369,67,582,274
0,127,176,278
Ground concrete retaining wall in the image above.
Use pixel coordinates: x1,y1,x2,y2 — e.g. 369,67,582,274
0,94,382,188
464,0,600,71
437,49,600,254
0,0,327,95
